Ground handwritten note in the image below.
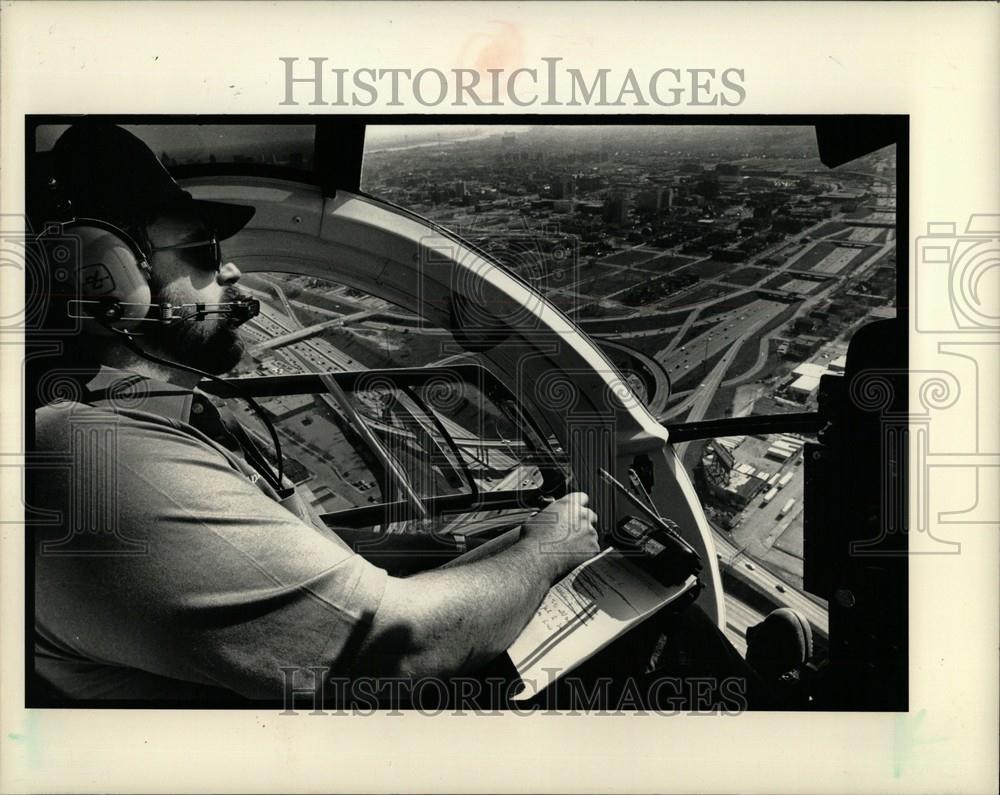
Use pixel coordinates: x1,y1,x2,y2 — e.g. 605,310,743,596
507,547,698,700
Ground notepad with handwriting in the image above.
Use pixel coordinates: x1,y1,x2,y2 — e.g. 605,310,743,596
506,547,698,701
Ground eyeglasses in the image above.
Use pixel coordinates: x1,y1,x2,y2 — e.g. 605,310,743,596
150,237,222,271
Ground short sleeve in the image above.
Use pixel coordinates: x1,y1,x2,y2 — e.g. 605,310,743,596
34,404,389,699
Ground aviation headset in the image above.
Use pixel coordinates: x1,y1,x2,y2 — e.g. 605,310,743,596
37,199,287,495
42,212,259,335
46,216,155,334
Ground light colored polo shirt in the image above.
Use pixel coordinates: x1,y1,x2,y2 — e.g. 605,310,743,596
33,367,388,701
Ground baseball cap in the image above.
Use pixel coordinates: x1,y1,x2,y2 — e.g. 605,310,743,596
50,123,255,241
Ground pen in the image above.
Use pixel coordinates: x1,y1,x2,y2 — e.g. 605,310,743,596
627,468,661,519
599,467,702,566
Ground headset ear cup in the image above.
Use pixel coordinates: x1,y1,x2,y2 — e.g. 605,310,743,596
63,223,152,334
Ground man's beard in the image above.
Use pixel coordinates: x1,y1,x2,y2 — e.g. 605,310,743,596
146,285,247,375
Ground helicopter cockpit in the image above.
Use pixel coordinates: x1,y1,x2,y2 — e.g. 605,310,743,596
27,117,907,710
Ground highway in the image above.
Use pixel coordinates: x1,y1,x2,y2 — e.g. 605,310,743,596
596,337,673,412
657,300,785,426
593,324,684,340
251,310,376,353
622,215,847,414
656,300,787,383
721,332,775,386
712,527,829,649
635,219,890,417
435,464,541,537
658,306,701,357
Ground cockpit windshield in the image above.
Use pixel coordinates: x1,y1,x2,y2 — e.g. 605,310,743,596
212,270,568,536
204,363,567,539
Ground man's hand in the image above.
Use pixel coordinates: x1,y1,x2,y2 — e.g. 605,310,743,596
359,492,601,678
520,492,600,580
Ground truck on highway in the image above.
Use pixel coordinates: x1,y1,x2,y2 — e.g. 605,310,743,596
778,498,796,518
761,487,779,506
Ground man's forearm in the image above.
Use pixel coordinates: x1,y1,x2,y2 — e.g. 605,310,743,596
355,537,562,678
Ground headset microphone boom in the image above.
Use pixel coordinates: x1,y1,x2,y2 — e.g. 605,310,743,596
43,216,288,497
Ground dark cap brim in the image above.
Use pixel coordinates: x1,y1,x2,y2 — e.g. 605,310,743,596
51,123,256,240
185,198,256,241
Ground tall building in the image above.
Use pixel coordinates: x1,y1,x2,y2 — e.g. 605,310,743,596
552,174,574,200
636,186,676,212
603,190,629,225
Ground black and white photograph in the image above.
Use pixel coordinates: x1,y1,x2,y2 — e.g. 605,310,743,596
23,116,906,713
1,4,997,794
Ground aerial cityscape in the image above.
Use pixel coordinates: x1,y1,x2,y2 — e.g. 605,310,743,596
154,124,896,595
358,125,897,589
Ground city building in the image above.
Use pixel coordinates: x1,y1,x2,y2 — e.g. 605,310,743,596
261,393,314,421
603,190,629,226
699,439,767,511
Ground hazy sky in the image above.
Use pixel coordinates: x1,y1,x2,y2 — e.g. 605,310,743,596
364,124,532,145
